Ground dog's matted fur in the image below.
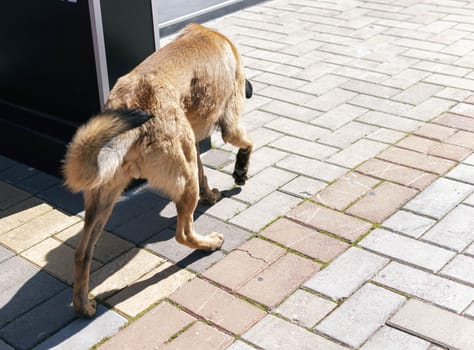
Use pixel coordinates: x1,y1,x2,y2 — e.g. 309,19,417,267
63,23,253,317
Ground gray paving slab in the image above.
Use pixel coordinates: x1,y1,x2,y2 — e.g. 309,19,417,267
382,210,436,239
304,247,389,301
0,288,75,350
33,305,127,350
440,254,474,285
445,163,474,185
37,184,84,215
388,299,474,350
0,339,14,350
374,262,474,313
315,283,405,348
0,156,16,172
0,256,67,327
0,247,14,264
360,228,455,272
360,326,430,350
422,204,474,252
404,178,473,219
226,341,257,350
14,171,60,195
0,164,37,184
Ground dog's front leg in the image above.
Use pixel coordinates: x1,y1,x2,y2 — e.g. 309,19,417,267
196,142,221,205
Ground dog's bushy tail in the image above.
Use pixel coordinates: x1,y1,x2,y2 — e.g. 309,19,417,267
63,109,153,192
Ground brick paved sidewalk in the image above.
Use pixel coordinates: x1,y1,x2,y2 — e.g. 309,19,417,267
1,0,474,349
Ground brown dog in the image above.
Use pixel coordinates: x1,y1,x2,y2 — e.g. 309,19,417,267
63,23,253,317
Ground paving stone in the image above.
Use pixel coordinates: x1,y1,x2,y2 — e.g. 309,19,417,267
21,238,101,285
464,153,474,165
350,94,412,116
238,253,320,307
436,87,472,102
328,139,388,168
0,209,80,253
318,122,378,149
342,79,400,99
388,299,474,350
392,82,443,105
106,261,195,317
0,246,14,264
315,283,406,348
422,204,474,252
260,100,320,122
311,103,368,130
261,218,349,262
314,172,379,210
446,130,474,149
171,278,266,334
304,247,389,301
275,289,336,328
0,288,75,350
0,182,31,210
33,305,127,350
465,192,474,206
54,222,133,264
289,202,372,241
37,184,84,214
382,210,436,238
405,178,473,219
306,88,358,112
347,182,418,223
446,163,474,184
258,85,314,105
233,166,296,204
414,123,457,141
203,238,285,291
374,262,474,312
98,301,195,350
382,68,429,89
163,321,233,350
465,302,474,318
403,98,456,122
360,228,455,272
397,135,471,161
265,117,328,141
201,149,233,169
360,326,430,350
0,339,14,350
0,155,16,172
14,171,60,195
0,164,37,185
0,198,52,236
366,128,406,144
280,176,326,198
230,191,300,232
270,136,339,160
204,197,248,221
277,155,347,181
440,254,474,285
357,111,423,132
0,256,66,327
243,314,347,350
90,248,164,299
434,112,474,132
377,147,456,175
357,158,437,191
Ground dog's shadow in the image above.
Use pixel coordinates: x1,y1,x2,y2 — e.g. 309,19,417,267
0,182,243,349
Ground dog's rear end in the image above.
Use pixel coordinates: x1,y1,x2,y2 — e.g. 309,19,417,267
63,23,253,318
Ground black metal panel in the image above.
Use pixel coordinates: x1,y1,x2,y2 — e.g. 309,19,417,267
100,0,157,87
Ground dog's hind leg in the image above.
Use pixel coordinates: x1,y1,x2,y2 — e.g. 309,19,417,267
174,170,224,250
222,126,253,186
73,182,125,317
196,142,221,205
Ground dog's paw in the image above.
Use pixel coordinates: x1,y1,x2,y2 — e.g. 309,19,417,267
232,170,248,186
75,299,97,318
206,232,224,250
199,188,222,205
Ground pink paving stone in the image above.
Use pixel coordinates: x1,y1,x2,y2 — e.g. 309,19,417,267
260,218,349,262
287,202,372,242
163,322,233,350
313,172,379,211
414,123,457,142
446,130,474,149
357,158,437,191
170,278,266,335
433,112,474,132
377,146,456,175
99,301,196,350
238,253,320,308
397,135,471,161
346,182,418,223
202,238,286,291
